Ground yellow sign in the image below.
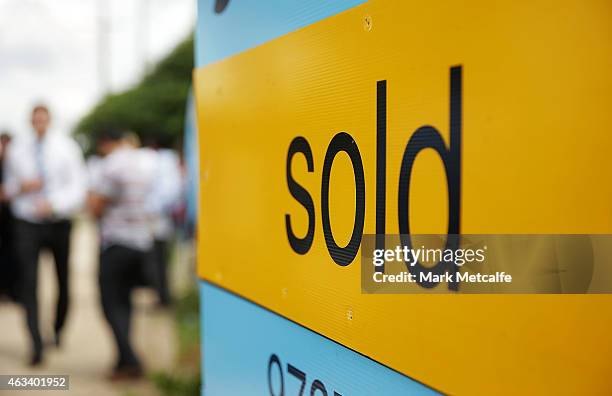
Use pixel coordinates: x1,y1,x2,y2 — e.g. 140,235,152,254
194,0,612,394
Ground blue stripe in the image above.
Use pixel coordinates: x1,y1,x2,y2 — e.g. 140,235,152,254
200,281,440,396
196,0,368,67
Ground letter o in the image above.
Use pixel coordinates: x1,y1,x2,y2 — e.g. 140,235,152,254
321,132,365,266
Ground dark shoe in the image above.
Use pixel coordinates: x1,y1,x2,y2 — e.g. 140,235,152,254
155,300,173,311
107,364,144,381
46,333,61,348
29,350,43,367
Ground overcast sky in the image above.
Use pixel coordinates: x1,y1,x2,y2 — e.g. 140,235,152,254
0,0,195,136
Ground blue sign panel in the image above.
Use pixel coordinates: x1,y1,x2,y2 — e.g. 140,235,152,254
196,0,368,67
200,282,439,396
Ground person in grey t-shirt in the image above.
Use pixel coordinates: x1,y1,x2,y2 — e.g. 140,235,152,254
88,128,155,380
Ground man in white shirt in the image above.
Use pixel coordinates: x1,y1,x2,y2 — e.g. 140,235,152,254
3,105,86,365
89,129,155,380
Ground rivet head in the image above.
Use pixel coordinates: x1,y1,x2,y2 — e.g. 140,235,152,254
363,15,372,32
347,309,354,321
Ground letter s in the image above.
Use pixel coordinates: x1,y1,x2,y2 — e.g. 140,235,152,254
285,137,315,254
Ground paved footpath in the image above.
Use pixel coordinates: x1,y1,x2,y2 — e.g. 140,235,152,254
0,217,176,396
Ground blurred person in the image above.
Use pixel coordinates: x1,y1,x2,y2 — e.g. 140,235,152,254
145,136,182,307
122,130,141,148
120,130,160,291
89,128,155,380
173,152,189,237
2,105,87,365
0,132,18,301
86,154,105,197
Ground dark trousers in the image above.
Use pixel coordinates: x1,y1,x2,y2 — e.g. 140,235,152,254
99,245,147,368
0,204,18,300
15,219,72,353
152,239,171,305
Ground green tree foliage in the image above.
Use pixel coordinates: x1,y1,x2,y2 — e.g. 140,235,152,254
75,33,193,148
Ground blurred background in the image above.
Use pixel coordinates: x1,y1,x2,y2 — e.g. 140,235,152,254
0,0,194,136
0,1,200,395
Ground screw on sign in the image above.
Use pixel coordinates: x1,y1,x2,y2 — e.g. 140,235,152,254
214,0,230,14
364,15,372,31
